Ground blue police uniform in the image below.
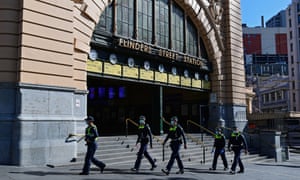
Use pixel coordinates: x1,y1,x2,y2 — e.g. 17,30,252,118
162,124,187,175
80,123,106,175
228,131,248,174
132,123,156,171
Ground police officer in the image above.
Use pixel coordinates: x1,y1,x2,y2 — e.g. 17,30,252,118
131,115,157,172
80,116,106,175
162,116,187,175
228,126,248,174
209,128,228,171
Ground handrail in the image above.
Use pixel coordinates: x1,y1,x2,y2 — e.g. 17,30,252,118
187,120,215,136
163,117,204,146
162,117,170,126
125,118,164,143
125,118,139,137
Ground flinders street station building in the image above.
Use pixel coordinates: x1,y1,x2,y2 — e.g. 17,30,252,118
0,0,250,166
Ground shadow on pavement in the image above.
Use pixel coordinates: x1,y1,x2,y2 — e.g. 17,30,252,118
255,163,300,168
185,167,232,175
9,171,78,176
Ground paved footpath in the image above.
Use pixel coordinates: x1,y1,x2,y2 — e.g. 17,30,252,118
1,153,300,180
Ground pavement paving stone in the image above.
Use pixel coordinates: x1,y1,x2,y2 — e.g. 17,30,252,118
1,153,300,180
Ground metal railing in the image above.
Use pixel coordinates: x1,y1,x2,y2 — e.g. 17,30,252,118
125,118,164,143
125,118,139,137
186,120,215,136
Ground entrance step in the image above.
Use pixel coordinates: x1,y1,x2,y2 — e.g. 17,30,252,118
72,134,272,167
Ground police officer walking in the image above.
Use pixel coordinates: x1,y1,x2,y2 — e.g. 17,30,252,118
209,128,228,171
162,116,187,175
131,115,157,172
80,116,106,175
228,126,248,174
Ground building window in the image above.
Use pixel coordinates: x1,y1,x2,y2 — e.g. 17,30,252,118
288,8,291,16
298,15,300,24
292,80,295,89
156,0,169,48
186,18,198,56
271,92,276,101
292,68,295,77
290,31,293,39
137,0,153,43
171,3,184,52
293,93,296,102
264,94,269,103
117,0,134,38
97,3,113,32
294,106,296,111
276,91,282,100
291,55,294,64
298,3,300,12
289,19,292,27
290,43,293,52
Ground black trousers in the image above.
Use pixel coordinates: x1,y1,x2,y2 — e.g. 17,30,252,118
231,148,244,172
134,143,155,169
212,148,228,169
82,142,105,174
166,141,183,171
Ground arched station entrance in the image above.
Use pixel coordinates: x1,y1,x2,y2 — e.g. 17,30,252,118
87,0,212,135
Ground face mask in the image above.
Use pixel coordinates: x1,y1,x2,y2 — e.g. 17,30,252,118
139,120,145,125
170,120,175,126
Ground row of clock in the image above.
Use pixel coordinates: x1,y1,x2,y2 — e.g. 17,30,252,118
90,50,208,80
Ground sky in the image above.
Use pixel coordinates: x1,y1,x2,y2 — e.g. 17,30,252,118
241,0,291,27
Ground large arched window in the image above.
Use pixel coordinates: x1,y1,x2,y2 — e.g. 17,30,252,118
138,0,153,43
171,3,184,52
155,0,169,48
186,18,198,56
96,0,208,59
117,0,134,38
97,3,112,32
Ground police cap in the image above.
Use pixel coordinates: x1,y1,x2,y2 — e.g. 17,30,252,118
170,116,178,122
85,116,95,122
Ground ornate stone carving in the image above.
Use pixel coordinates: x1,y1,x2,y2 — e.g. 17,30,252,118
208,0,223,25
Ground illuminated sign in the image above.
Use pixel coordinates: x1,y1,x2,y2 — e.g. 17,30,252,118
155,72,168,83
169,75,180,85
192,79,202,88
87,60,102,73
123,66,138,78
181,77,191,87
140,69,154,81
103,62,121,76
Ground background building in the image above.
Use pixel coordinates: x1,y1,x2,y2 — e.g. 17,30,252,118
243,25,288,112
0,0,247,166
251,75,289,113
266,10,287,27
287,0,300,112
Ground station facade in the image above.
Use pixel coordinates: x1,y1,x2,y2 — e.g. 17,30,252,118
0,0,247,166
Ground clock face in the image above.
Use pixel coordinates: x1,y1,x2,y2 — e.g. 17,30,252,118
184,70,189,78
144,61,150,70
158,64,164,72
171,67,177,75
109,54,117,64
194,72,199,80
89,49,97,60
128,57,134,67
